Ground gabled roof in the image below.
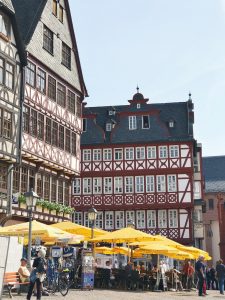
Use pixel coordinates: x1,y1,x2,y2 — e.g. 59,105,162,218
0,0,15,13
202,156,225,193
11,0,87,96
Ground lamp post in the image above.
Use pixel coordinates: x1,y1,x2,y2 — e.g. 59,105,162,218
24,188,39,268
88,207,98,239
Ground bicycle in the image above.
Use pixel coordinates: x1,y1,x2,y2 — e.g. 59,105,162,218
44,268,70,296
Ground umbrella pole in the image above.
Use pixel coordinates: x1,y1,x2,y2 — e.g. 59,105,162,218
155,254,160,291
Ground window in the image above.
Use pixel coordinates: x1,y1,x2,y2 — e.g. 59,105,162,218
147,146,156,159
23,106,29,133
43,25,53,54
142,115,150,129
67,90,75,114
129,116,137,130
21,167,28,193
136,147,145,160
170,145,179,158
46,118,52,144
103,149,112,161
115,211,124,229
58,179,64,204
13,166,20,193
105,212,114,230
1,109,12,139
84,212,90,227
114,148,123,160
114,177,123,194
147,210,156,228
51,177,57,202
52,121,58,147
125,177,133,193
126,211,135,226
37,68,46,94
93,177,102,194
59,5,64,22
76,97,82,117
194,181,201,199
0,12,10,37
167,175,177,192
48,76,56,101
208,199,214,210
125,148,134,160
194,209,202,222
5,62,14,89
0,58,4,84
169,210,178,228
58,125,64,150
169,120,174,128
159,146,168,158
73,179,81,194
30,109,37,136
82,118,87,132
74,212,82,225
157,175,166,192
64,181,69,205
146,176,155,193
52,0,57,15
106,123,112,131
83,149,91,161
93,149,101,161
37,113,44,140
83,178,91,194
57,83,66,107
135,176,144,193
65,129,71,152
44,175,50,200
104,177,112,194
95,212,103,229
0,166,7,189
62,42,71,69
158,210,167,228
71,132,76,155
136,210,145,229
26,61,36,87
37,173,43,197
137,103,141,109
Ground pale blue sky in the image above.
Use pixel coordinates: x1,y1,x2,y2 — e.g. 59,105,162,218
70,0,225,157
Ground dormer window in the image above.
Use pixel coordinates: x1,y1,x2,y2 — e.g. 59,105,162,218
169,120,174,128
106,123,112,131
0,12,10,38
142,115,150,129
108,110,115,116
83,118,87,132
137,103,141,109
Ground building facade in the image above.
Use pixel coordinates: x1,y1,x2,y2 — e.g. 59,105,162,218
202,156,225,265
72,91,204,244
0,0,87,225
0,0,26,219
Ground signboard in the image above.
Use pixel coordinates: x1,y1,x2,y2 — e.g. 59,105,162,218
81,250,94,290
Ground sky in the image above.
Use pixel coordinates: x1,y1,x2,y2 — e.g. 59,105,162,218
69,0,225,157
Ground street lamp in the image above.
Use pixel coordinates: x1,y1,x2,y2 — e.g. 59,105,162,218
24,188,39,268
88,207,98,239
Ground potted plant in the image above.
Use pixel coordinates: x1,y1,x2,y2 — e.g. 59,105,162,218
18,194,26,209
57,204,64,217
63,206,75,219
42,200,50,214
49,202,57,215
36,199,43,212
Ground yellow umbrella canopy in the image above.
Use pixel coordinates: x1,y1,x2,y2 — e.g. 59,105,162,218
90,227,156,243
135,243,178,255
177,245,211,260
95,247,114,255
51,221,106,239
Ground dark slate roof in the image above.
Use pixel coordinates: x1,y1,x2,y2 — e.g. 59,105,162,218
0,0,15,13
81,96,194,146
202,156,225,193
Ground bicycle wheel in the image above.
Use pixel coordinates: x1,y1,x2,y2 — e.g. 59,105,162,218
59,277,69,296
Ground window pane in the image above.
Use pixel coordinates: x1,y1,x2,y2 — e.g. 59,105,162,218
26,61,36,86
30,109,37,136
43,25,53,54
3,110,12,139
52,0,57,15
58,125,64,150
62,42,71,69
57,83,66,107
67,90,75,114
51,177,57,202
0,13,10,37
23,105,30,133
48,76,56,101
52,121,58,147
5,62,14,89
46,118,52,144
0,58,4,84
37,68,46,93
59,5,64,22
71,132,76,155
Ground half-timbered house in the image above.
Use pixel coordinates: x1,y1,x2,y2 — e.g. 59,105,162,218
72,90,204,244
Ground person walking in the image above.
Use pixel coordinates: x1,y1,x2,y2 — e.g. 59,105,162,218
195,255,206,296
27,248,46,300
216,259,225,295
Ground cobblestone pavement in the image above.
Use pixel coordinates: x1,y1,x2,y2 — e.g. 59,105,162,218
3,289,225,300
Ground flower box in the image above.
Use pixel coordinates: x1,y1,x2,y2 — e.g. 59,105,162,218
58,212,63,217
50,210,56,215
36,205,42,213
19,203,27,210
64,213,70,219
44,208,49,214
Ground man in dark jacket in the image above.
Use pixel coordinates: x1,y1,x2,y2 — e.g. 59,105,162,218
216,259,225,295
195,255,206,296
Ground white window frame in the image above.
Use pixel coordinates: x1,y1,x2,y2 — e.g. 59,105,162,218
103,149,112,161
146,176,155,193
135,176,144,193
169,145,179,158
156,175,166,192
167,175,177,192
147,146,156,159
129,116,137,130
159,146,168,158
106,123,112,131
114,148,123,160
147,210,156,228
168,209,178,228
93,149,101,161
125,176,133,193
83,149,91,161
142,115,150,129
158,210,167,228
126,211,135,226
83,178,92,194
104,177,112,194
74,211,82,225
136,147,145,160
93,177,102,194
114,177,123,194
105,211,114,230
125,147,134,160
73,178,81,194
115,211,124,229
136,210,145,229
96,211,103,229
84,212,90,227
